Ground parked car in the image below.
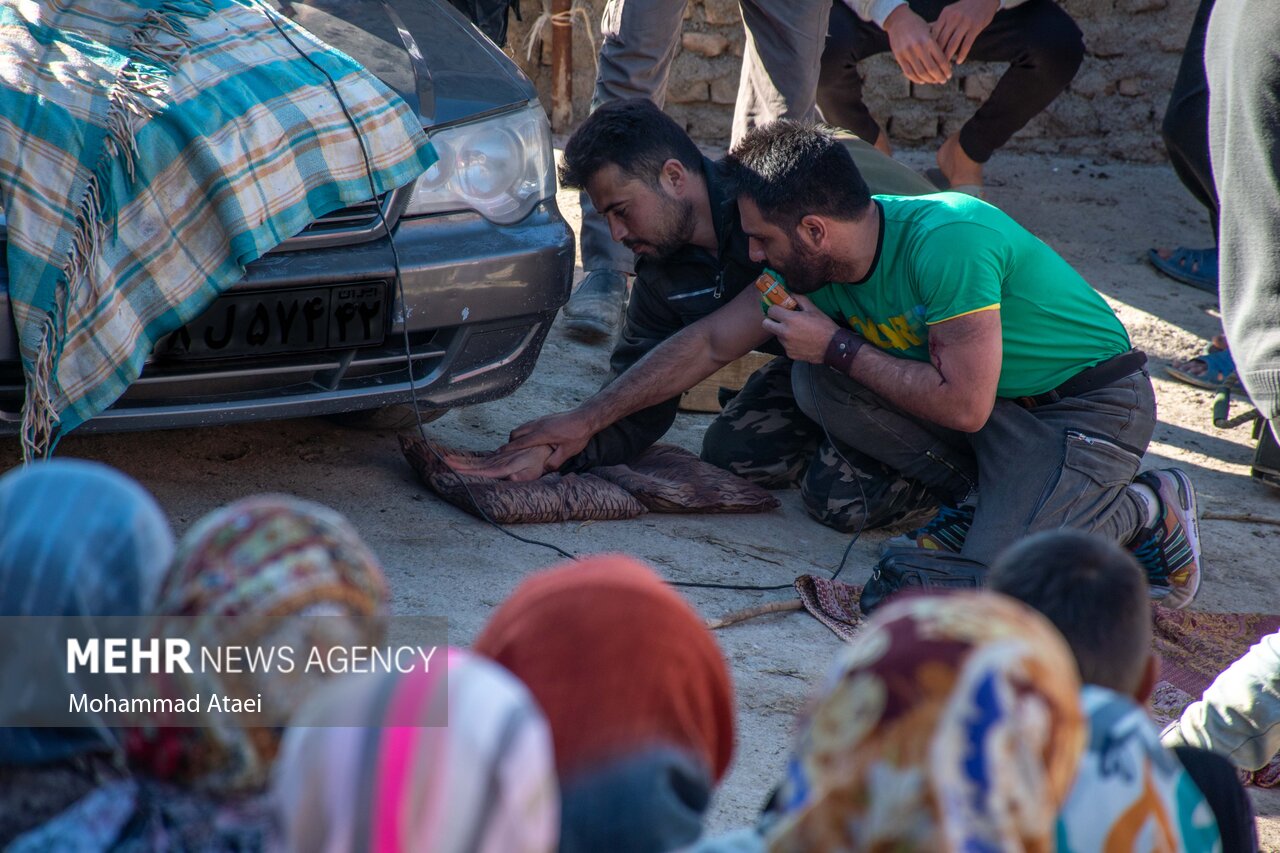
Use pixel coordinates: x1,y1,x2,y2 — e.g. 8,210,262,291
0,0,573,433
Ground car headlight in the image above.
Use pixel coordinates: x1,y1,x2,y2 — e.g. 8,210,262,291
404,102,556,225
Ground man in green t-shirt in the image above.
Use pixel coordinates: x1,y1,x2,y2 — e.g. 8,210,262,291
474,123,1200,608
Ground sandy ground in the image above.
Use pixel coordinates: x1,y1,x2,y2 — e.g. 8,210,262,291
10,147,1279,847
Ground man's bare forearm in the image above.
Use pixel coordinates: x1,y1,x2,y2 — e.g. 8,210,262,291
845,342,991,432
579,322,734,434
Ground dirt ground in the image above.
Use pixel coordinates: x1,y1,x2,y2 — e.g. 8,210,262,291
11,147,1278,847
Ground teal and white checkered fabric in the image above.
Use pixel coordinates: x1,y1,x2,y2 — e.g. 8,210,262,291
0,0,437,457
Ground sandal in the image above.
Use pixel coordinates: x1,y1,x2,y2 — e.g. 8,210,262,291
1147,246,1218,293
1166,343,1238,389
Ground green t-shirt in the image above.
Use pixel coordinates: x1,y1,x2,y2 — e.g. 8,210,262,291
808,193,1132,398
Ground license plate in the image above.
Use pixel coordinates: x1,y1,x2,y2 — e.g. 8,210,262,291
156,282,389,360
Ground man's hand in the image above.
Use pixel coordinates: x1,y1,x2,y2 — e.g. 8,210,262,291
501,409,597,469
761,294,839,364
447,445,555,482
883,5,952,85
931,0,999,64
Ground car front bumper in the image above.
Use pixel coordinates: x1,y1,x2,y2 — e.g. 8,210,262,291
0,201,574,432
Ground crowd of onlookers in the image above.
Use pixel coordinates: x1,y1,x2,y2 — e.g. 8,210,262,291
1,459,1275,851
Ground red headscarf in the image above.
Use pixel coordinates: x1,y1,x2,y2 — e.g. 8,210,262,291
474,554,735,782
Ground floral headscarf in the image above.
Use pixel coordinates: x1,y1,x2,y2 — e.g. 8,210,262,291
128,494,388,794
767,592,1086,853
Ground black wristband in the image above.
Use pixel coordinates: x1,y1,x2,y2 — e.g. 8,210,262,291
823,328,864,374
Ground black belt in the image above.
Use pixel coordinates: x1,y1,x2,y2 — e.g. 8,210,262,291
1013,349,1148,409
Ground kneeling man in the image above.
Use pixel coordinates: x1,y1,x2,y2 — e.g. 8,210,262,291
477,123,1201,607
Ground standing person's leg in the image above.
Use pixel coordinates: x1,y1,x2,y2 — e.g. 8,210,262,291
1151,0,1219,291
1207,0,1280,426
732,0,832,145
816,1,894,149
934,0,1084,187
566,0,688,340
1163,0,1218,231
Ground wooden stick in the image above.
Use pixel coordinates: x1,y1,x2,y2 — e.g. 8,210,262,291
706,599,803,630
550,0,573,132
1202,510,1280,527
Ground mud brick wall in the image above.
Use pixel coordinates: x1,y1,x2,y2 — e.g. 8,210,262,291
504,0,1196,162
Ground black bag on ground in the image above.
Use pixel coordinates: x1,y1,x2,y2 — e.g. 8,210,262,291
859,547,988,615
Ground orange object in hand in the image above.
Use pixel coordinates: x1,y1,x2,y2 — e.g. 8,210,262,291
754,269,798,311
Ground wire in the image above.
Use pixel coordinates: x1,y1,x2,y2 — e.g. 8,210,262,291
259,3,868,585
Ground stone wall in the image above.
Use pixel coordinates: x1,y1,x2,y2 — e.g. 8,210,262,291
503,0,1196,162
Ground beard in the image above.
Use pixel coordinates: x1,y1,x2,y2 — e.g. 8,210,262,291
623,195,696,260
774,233,838,294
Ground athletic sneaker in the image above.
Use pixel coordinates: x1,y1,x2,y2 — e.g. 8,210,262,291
883,500,976,553
1128,468,1202,609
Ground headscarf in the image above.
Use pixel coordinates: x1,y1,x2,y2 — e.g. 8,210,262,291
1057,685,1222,852
474,555,735,853
767,592,1086,853
273,647,559,853
474,555,735,782
128,494,388,795
0,459,173,765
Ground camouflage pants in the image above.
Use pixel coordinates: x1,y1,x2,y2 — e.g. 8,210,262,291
699,356,936,532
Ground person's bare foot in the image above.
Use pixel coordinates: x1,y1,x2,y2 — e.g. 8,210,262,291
1171,334,1230,379
937,133,983,190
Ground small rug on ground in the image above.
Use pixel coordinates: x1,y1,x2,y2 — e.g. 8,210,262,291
401,438,779,523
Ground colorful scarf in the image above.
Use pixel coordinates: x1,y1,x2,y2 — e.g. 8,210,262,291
0,458,173,765
273,647,559,853
767,592,1086,853
0,0,436,457
1058,685,1222,852
127,494,388,795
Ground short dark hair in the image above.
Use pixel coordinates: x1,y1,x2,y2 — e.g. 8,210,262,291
723,121,872,231
559,99,704,190
989,530,1152,696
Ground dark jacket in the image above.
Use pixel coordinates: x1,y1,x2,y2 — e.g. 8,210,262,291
560,157,777,472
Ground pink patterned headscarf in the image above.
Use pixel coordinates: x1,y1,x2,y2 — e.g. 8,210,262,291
273,648,559,853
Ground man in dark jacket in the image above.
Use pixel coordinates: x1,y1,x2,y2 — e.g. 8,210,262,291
472,99,937,532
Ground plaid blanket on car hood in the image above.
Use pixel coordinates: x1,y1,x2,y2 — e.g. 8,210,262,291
0,0,437,458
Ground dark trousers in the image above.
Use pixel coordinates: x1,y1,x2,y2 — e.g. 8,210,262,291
1162,0,1218,238
818,0,1083,163
792,361,1155,565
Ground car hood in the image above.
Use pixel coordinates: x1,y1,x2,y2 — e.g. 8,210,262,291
278,0,535,128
